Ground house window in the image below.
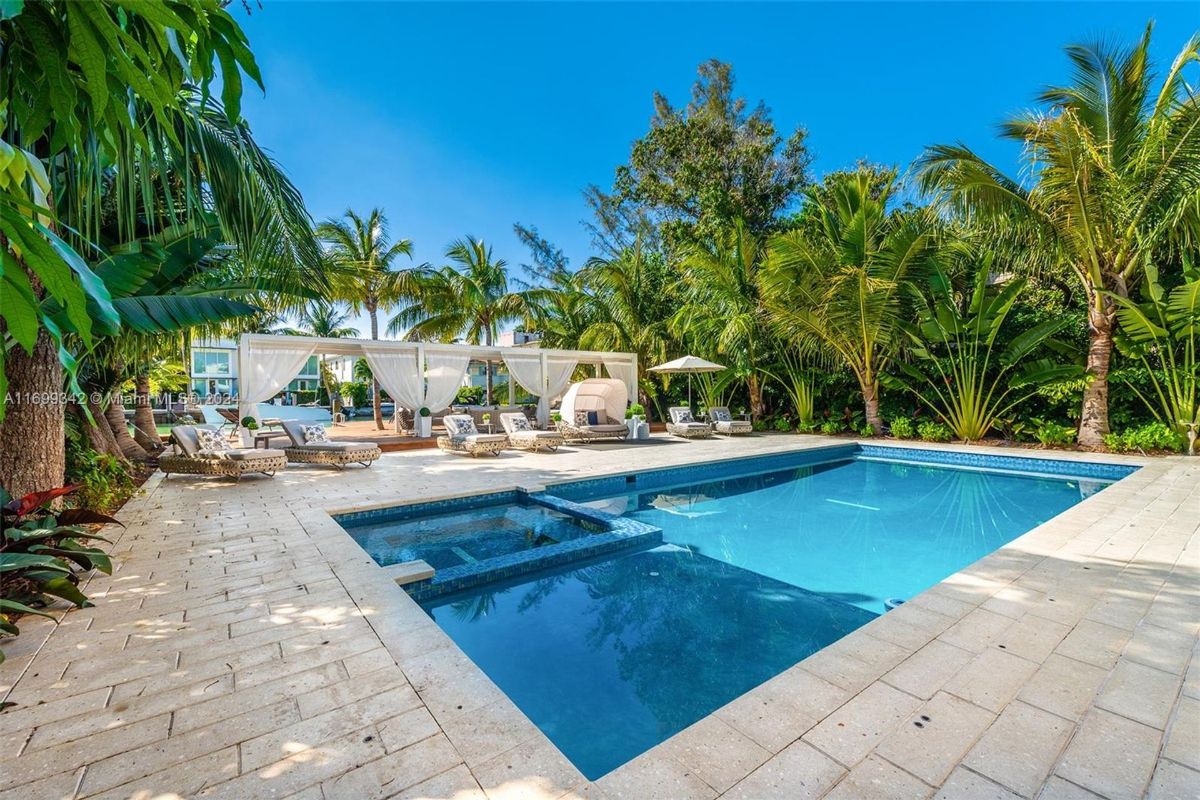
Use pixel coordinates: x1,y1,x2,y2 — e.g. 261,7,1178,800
191,348,232,376
300,355,319,376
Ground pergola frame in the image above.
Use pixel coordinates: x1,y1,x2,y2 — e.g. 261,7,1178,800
235,333,637,434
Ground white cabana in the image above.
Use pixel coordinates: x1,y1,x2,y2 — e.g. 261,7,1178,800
234,334,637,439
558,378,629,425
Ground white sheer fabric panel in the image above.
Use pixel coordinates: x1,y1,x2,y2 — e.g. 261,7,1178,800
602,357,637,400
359,344,423,410
501,355,544,397
237,342,317,442
540,356,578,427
423,352,472,412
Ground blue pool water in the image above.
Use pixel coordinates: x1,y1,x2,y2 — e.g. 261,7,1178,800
559,457,1099,614
344,501,596,570
370,449,1125,779
423,544,874,779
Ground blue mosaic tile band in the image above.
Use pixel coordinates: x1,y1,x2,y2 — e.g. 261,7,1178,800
333,442,1137,601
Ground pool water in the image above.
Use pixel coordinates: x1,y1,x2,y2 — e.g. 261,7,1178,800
562,457,1098,613
405,452,1118,779
345,502,595,570
423,544,874,779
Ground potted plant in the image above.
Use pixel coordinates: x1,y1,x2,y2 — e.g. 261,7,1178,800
416,407,432,438
240,416,259,431
624,403,646,438
481,412,491,431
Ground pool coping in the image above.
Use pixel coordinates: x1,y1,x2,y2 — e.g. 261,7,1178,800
295,437,1161,795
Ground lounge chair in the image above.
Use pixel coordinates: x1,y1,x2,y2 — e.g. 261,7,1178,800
279,420,382,469
160,424,287,480
556,378,631,443
707,406,752,435
667,407,713,439
500,412,563,452
438,414,508,457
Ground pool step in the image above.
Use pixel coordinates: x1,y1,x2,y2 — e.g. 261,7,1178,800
385,559,435,586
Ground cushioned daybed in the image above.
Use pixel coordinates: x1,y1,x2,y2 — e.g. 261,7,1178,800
160,425,288,480
280,420,382,469
555,378,630,443
438,415,508,457
667,407,714,439
500,412,563,452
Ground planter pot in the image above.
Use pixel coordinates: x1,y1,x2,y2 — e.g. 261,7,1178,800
417,416,432,438
626,416,645,439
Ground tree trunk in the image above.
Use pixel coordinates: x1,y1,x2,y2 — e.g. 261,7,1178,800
1078,299,1117,449
861,379,883,432
369,305,384,430
747,373,766,421
105,396,150,462
75,398,125,461
132,373,162,452
484,328,494,406
0,328,66,495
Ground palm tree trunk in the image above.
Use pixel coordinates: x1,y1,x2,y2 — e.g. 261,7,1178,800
747,373,766,421
1079,299,1116,449
484,327,494,406
132,373,162,452
369,305,384,430
77,397,125,461
861,378,883,432
105,394,150,462
0,327,66,495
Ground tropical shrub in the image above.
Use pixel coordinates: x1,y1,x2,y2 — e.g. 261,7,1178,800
820,419,844,435
455,386,485,405
795,419,821,433
859,424,876,437
1105,266,1199,440
889,417,915,439
1104,423,1185,454
884,260,1077,442
1,486,122,663
625,403,646,419
773,416,793,432
917,421,954,442
1033,420,1076,447
67,451,135,516
341,382,370,408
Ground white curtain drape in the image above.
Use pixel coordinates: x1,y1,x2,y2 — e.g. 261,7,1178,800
602,357,637,401
541,356,578,427
502,355,543,398
423,352,472,413
359,344,424,410
237,341,317,443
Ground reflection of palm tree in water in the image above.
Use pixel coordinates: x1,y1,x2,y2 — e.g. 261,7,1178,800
450,591,499,622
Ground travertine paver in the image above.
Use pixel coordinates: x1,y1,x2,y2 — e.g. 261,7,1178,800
0,435,1195,799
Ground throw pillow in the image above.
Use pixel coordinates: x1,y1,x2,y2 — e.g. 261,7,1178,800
711,408,732,422
574,411,590,427
195,428,233,458
509,415,531,432
586,410,600,426
301,424,329,443
674,409,695,424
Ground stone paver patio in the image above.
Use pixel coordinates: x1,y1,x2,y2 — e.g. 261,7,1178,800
0,434,1196,800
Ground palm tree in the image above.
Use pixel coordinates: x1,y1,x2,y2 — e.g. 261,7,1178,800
673,220,771,419
283,301,360,418
318,209,419,429
761,169,938,431
574,243,676,417
915,27,1200,447
390,237,525,404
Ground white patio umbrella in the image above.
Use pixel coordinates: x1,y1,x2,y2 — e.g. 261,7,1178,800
648,355,725,409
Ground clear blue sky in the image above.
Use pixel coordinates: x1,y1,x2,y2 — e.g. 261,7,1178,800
236,1,1196,330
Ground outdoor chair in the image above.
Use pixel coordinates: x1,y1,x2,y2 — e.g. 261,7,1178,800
437,415,508,457
500,412,563,452
160,424,287,480
279,420,382,469
667,407,714,439
707,406,753,435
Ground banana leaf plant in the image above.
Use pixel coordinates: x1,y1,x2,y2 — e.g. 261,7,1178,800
0,484,122,663
883,258,1080,441
1103,262,1200,440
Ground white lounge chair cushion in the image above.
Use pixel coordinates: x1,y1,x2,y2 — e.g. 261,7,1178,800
225,449,287,461
509,429,560,441
292,442,370,451
582,423,628,434
673,422,710,431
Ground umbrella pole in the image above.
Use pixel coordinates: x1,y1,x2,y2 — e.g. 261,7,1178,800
688,374,693,411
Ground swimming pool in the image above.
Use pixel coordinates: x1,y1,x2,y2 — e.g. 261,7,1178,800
338,444,1135,779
